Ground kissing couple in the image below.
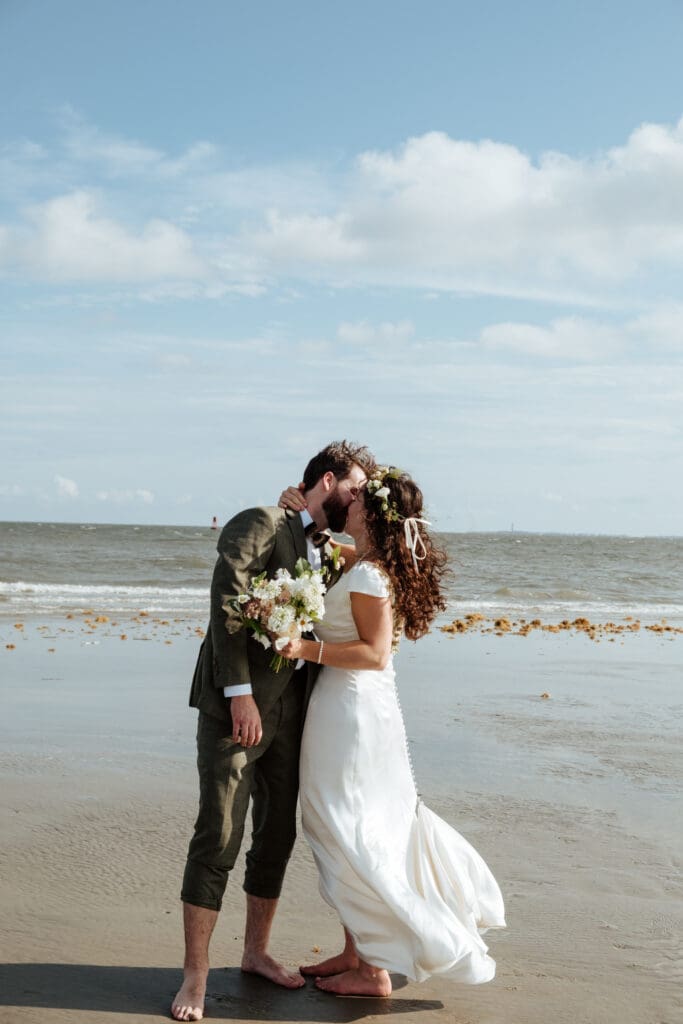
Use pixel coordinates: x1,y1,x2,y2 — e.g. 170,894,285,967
172,440,505,1021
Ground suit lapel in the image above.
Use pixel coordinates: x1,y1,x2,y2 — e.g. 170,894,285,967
286,508,308,563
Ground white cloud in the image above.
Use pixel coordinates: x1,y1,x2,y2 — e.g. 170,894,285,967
627,304,683,351
96,488,155,504
4,113,683,306
247,119,683,304
479,316,625,361
252,210,363,269
337,320,415,345
0,483,24,496
1,139,45,162
476,306,683,361
202,163,336,214
55,475,79,498
58,106,218,179
137,279,265,302
3,191,204,282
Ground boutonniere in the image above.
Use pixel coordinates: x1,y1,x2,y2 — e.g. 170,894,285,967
323,544,345,580
331,545,345,571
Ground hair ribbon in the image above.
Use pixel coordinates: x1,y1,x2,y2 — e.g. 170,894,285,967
403,517,430,571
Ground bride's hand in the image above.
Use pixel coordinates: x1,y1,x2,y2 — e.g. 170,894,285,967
279,638,304,660
278,484,307,511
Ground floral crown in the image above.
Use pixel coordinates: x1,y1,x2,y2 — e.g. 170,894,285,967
366,465,432,571
365,466,403,522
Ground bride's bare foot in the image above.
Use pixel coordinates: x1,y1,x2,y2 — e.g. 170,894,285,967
171,970,206,1020
300,950,360,976
315,966,392,997
241,951,305,988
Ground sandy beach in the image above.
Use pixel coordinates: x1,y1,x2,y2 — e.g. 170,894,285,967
1,616,681,1024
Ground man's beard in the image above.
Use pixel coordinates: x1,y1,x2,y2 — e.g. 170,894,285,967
322,491,349,533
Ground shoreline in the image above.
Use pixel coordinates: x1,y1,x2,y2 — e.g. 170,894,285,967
4,604,683,636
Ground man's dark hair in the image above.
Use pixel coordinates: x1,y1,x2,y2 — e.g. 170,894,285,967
302,440,375,492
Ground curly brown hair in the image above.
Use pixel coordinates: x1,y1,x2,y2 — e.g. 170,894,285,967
363,469,449,640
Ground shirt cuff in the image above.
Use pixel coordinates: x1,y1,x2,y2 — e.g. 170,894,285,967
223,683,253,697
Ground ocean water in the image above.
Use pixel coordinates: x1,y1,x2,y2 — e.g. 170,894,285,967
1,521,682,624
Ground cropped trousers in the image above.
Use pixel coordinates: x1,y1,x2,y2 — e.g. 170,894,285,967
181,672,306,911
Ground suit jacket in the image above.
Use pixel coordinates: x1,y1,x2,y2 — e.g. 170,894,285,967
189,506,340,724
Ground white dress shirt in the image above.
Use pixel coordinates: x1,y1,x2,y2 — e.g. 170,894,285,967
223,509,320,699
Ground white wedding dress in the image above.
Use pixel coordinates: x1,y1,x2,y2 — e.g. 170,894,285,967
300,561,506,983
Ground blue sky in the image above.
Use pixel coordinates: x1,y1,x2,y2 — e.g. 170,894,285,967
1,0,682,533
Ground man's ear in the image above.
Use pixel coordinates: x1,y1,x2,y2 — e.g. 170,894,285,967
321,471,337,493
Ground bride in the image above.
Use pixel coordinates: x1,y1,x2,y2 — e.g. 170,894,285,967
280,466,505,997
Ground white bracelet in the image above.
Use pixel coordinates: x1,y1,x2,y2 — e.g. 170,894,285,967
317,640,324,664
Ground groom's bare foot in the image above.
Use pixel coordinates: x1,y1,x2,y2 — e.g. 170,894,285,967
171,970,206,1020
241,951,305,988
300,950,360,976
315,966,392,997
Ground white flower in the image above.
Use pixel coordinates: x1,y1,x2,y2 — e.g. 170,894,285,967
237,593,250,604
255,633,271,650
288,578,305,599
366,466,403,522
273,636,290,652
267,605,296,635
257,579,281,601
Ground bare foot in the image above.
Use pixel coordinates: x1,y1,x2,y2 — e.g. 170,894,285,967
241,951,305,988
315,966,392,997
171,970,206,1020
300,950,360,976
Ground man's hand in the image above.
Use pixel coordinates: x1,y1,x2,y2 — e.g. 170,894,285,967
230,695,263,747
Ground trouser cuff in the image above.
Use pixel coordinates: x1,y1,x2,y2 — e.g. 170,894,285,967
243,854,290,899
181,859,227,912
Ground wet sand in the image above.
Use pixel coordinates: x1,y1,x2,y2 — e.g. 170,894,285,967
1,617,681,1024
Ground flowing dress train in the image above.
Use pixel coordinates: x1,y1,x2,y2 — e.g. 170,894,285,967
300,561,506,983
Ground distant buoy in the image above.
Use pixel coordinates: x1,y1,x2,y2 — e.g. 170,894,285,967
211,516,218,530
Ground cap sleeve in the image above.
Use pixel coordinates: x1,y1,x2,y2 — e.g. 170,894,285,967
348,561,391,599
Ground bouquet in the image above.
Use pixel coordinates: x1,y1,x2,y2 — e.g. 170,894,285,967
225,557,327,671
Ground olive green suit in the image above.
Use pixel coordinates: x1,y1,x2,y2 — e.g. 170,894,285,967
182,506,336,910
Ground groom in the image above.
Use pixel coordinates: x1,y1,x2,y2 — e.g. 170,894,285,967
172,441,374,1022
